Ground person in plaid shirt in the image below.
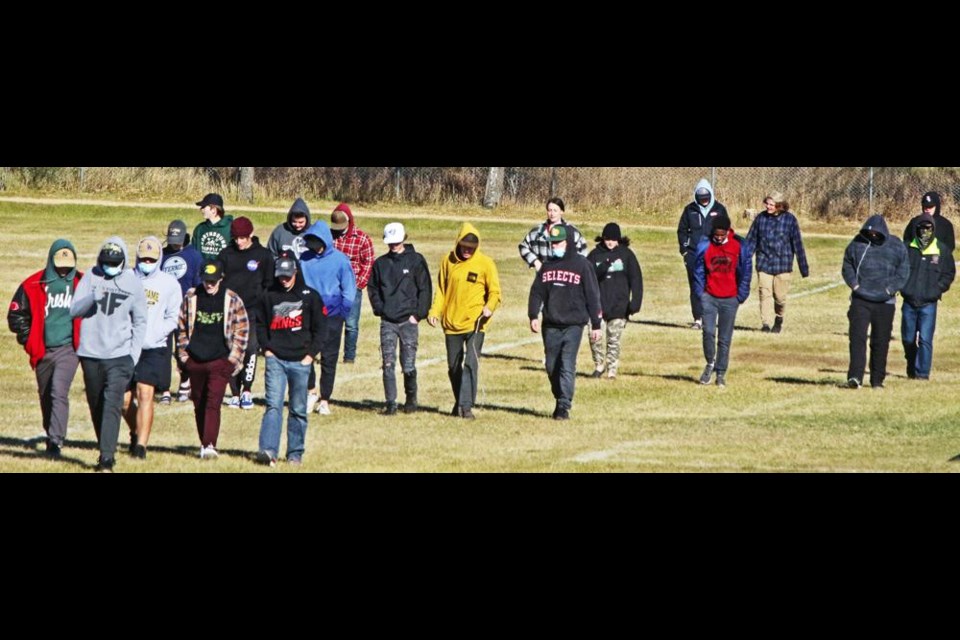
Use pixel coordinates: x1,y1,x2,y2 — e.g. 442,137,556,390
744,192,809,333
519,197,588,272
330,203,374,364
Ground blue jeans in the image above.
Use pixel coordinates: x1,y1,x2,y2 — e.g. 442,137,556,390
901,301,938,378
342,288,363,361
701,294,739,374
259,356,311,461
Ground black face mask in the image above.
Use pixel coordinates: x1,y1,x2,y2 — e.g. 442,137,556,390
331,229,346,239
306,237,326,253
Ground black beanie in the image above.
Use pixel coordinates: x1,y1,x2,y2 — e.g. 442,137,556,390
712,213,732,231
602,223,622,242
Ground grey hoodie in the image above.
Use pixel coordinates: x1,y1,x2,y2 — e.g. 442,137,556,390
842,215,910,304
267,198,312,258
70,236,148,363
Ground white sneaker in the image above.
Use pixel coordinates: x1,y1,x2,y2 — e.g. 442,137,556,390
315,402,332,416
226,396,241,409
200,445,219,459
306,393,319,414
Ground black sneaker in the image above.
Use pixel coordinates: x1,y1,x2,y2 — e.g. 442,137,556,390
553,408,570,420
761,324,772,333
847,377,862,389
699,362,715,385
128,433,138,455
460,407,476,420
95,457,115,473
451,404,461,417
45,440,62,459
382,403,398,416
590,370,603,379
403,399,418,414
133,444,147,460
772,317,783,334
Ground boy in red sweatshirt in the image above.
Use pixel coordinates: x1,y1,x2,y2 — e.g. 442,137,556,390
693,213,753,388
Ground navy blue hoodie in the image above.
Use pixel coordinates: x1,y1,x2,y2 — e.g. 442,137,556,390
842,215,910,304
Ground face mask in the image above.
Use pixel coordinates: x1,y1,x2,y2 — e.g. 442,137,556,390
331,229,346,239
306,237,325,254
103,264,123,277
553,247,566,259
138,262,158,275
919,227,934,242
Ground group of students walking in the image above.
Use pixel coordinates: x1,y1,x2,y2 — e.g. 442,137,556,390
6,183,955,471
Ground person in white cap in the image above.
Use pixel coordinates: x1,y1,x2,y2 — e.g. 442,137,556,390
368,223,432,415
7,240,84,459
122,237,182,460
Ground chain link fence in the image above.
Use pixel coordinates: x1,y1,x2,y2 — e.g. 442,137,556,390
2,167,956,221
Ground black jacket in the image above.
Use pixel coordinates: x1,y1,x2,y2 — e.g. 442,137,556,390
368,245,432,323
677,201,729,255
257,281,326,361
218,238,275,314
902,219,956,306
587,243,643,320
528,231,603,329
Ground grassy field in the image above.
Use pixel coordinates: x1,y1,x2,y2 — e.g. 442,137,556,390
1,200,959,473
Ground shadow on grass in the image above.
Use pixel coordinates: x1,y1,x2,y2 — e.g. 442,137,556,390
633,319,694,331
766,376,845,387
0,441,91,469
483,353,540,363
620,372,700,384
334,398,549,419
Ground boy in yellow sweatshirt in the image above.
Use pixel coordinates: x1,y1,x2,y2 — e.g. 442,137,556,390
428,223,502,419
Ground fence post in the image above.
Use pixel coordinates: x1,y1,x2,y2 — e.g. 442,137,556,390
711,166,717,190
550,167,557,197
79,167,86,190
395,167,402,200
868,167,874,215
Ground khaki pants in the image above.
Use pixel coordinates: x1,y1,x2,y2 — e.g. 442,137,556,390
590,318,627,375
757,271,792,327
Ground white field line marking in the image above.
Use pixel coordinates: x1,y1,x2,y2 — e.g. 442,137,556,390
787,280,845,300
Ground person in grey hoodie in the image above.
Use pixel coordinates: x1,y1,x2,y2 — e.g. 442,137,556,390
70,237,148,472
122,237,182,459
267,197,312,259
841,214,910,389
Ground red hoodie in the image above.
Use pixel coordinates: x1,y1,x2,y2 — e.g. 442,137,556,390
703,234,743,299
331,203,375,290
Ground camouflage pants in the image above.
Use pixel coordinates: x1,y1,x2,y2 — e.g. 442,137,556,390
590,318,627,375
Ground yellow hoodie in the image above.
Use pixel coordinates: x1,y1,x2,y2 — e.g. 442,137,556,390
428,222,502,334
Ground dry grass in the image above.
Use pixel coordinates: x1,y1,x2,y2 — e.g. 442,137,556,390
3,167,958,223
2,200,960,473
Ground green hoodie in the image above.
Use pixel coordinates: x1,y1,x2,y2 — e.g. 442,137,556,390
43,239,78,348
191,215,234,260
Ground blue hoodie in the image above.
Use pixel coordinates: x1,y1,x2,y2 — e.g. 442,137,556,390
299,221,356,319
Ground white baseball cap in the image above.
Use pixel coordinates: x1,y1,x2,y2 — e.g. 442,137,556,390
383,222,406,245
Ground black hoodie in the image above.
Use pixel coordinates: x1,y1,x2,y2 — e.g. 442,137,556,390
368,245,433,323
218,237,275,314
587,242,643,320
528,227,603,329
903,194,955,252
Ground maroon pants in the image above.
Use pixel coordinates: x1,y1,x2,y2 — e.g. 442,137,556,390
185,358,234,447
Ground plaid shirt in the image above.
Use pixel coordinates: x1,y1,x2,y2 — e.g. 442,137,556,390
335,227,375,290
177,287,250,365
745,212,810,277
519,220,588,268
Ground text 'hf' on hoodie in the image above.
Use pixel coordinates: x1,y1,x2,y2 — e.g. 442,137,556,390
428,223,502,334
70,236,148,365
693,231,753,303
299,221,357,319
842,215,910,304
529,231,603,329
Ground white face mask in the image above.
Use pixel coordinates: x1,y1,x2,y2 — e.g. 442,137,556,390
103,264,123,277
138,262,158,275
